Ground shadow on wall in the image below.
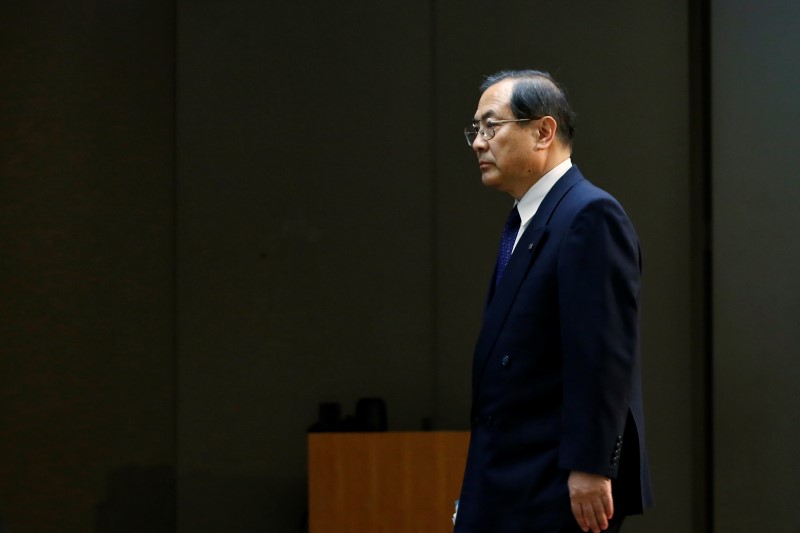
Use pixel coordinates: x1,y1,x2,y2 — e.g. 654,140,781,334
95,464,176,533
178,472,308,533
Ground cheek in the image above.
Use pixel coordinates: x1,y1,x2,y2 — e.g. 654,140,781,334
508,149,535,175
505,153,530,174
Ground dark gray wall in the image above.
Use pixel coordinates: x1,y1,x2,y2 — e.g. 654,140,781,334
0,2,175,532
432,2,697,531
6,1,796,532
176,1,693,532
175,2,436,530
712,1,800,531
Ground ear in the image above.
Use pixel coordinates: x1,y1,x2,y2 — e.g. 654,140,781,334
534,116,558,148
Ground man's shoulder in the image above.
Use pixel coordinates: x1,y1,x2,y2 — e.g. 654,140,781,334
550,175,634,233
558,176,619,211
552,166,611,201
564,169,614,200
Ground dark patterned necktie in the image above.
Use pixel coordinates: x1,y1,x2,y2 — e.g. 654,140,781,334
495,205,521,287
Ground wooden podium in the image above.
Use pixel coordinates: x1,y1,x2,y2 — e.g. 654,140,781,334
308,431,470,533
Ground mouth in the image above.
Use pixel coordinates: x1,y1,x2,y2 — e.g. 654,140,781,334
478,160,493,170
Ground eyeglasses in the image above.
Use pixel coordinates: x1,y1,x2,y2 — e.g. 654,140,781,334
463,117,539,146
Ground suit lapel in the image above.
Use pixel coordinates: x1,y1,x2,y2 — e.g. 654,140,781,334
472,166,586,391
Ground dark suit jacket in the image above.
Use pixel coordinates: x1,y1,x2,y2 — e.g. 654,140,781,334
456,166,653,533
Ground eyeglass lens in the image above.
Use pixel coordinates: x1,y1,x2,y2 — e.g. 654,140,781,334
464,122,492,146
464,127,479,145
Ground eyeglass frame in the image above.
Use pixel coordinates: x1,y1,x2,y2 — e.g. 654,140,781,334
463,117,542,146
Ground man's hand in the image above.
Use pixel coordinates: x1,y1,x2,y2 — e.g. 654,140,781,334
568,470,614,533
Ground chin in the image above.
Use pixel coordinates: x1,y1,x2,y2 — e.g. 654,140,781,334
481,174,505,191
481,172,498,187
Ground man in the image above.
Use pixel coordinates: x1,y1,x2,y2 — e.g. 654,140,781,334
455,70,653,533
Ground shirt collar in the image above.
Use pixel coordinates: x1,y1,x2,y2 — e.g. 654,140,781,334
515,157,573,227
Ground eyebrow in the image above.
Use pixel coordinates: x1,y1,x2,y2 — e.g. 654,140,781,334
472,110,498,122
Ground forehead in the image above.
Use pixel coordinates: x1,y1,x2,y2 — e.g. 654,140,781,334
474,79,514,120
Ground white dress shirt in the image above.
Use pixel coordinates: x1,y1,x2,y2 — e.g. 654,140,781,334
512,157,573,251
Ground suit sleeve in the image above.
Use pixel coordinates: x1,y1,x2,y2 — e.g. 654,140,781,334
556,197,641,479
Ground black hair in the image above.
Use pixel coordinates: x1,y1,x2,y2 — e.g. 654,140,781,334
480,69,576,146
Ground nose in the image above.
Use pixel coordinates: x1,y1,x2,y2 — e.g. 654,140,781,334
471,133,488,153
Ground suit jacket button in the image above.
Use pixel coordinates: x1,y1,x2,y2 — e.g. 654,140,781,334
485,416,493,427
501,355,510,367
